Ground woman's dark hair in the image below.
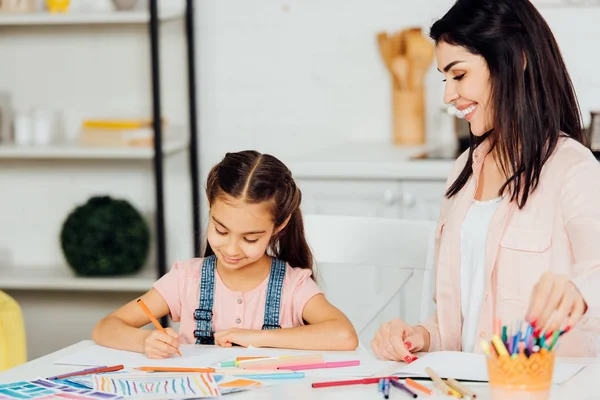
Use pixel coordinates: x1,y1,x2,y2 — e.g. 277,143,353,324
430,0,586,208
203,150,314,276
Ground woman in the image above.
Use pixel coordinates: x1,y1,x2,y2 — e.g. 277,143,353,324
371,0,599,362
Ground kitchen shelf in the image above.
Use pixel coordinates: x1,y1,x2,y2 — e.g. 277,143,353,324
0,266,156,292
0,137,187,160
0,9,184,26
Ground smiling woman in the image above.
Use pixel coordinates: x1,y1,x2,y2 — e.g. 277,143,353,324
371,0,600,362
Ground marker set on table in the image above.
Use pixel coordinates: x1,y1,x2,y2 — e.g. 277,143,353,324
481,319,570,357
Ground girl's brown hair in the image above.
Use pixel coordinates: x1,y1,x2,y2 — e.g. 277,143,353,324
203,150,314,276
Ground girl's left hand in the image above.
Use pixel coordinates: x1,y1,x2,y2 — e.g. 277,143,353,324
526,272,588,333
214,328,264,348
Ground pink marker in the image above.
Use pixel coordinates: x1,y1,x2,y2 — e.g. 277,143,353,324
282,360,360,371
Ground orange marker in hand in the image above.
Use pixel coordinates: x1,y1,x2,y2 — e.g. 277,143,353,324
137,299,182,356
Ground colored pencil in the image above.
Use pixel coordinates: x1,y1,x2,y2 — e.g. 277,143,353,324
47,365,124,380
311,376,399,389
135,366,215,373
136,299,182,356
236,356,269,361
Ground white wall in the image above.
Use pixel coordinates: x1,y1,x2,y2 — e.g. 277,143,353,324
195,0,600,168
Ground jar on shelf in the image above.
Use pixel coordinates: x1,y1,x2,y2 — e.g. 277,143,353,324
0,0,36,13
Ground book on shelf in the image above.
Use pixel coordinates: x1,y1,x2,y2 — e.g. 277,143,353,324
79,118,174,147
81,118,166,130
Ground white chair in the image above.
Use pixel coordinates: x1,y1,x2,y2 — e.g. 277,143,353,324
303,214,436,345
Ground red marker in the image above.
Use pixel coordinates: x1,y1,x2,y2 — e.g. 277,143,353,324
312,376,399,389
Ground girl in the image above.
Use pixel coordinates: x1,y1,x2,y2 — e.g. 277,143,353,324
93,150,358,358
371,0,600,362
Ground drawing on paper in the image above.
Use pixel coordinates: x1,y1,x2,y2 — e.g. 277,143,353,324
0,379,121,399
92,373,221,398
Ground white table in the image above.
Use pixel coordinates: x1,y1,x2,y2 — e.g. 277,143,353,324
0,341,598,399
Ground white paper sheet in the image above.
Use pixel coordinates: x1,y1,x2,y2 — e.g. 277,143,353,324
54,344,238,368
393,351,585,384
55,344,394,378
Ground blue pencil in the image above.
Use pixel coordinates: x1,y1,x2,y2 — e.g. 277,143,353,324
233,372,305,380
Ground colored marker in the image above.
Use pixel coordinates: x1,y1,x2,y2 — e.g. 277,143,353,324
491,335,509,356
312,376,399,389
406,377,432,395
220,361,236,368
549,330,560,351
447,377,477,398
234,372,305,380
480,339,491,356
382,379,391,399
390,379,417,398
283,360,360,371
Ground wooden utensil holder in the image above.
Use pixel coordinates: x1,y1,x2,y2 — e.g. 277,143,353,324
393,87,425,145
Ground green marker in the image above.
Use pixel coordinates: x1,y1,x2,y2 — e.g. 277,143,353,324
220,361,236,368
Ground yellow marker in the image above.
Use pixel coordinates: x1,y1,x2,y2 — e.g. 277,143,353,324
491,335,509,357
445,381,463,398
480,339,491,356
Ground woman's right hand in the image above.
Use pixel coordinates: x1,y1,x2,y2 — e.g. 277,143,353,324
142,328,180,359
370,319,427,363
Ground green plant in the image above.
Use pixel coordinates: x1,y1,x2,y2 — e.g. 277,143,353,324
60,196,150,276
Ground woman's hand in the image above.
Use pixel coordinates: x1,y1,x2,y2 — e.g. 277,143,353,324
214,328,265,348
370,319,428,363
526,272,588,333
142,328,180,359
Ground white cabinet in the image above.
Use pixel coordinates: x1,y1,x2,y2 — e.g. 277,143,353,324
297,178,446,221
401,181,447,221
297,180,404,218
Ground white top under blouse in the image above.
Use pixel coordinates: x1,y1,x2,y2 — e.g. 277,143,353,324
460,196,502,352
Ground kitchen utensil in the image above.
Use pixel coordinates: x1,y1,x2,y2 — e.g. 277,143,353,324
391,56,409,91
405,30,435,90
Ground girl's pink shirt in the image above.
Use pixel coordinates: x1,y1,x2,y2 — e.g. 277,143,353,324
419,137,600,356
153,258,323,344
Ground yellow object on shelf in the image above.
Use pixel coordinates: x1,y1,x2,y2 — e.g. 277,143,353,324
45,0,70,13
82,118,165,130
0,290,27,371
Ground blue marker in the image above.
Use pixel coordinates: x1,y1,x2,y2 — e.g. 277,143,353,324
378,379,386,398
383,378,391,399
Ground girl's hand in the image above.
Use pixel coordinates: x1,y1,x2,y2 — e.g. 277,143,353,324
526,272,588,333
142,328,180,359
214,328,265,348
370,319,427,363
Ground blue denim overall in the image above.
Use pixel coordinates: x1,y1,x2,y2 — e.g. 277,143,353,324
193,255,287,345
